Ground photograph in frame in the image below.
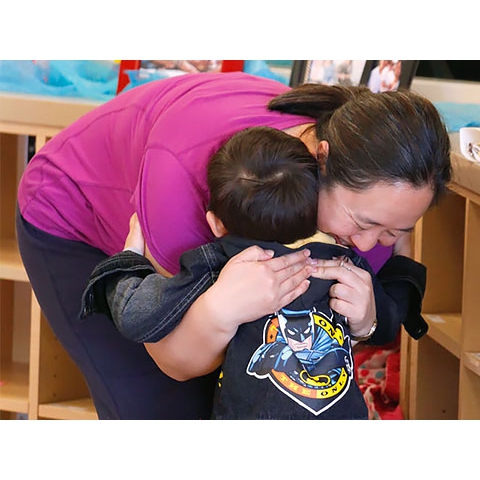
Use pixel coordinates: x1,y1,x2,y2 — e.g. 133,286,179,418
290,60,419,92
360,60,420,92
290,60,368,87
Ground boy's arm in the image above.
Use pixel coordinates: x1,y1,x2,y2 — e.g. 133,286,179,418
373,255,428,341
79,246,226,343
357,253,428,345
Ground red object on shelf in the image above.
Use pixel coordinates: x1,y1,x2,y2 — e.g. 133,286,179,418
116,60,141,94
220,60,245,72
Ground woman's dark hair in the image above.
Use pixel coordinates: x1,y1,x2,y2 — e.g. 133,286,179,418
269,84,452,205
208,126,319,244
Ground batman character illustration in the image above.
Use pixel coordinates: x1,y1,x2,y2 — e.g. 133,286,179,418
247,307,354,416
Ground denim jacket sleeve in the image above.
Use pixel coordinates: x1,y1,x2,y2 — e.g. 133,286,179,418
359,254,427,345
79,244,228,343
375,255,428,341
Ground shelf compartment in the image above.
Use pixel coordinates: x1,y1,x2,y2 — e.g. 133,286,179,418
0,361,29,414
39,398,98,420
459,358,480,419
416,191,465,314
1,98,100,421
409,335,459,419
31,312,96,419
424,312,462,358
0,239,28,282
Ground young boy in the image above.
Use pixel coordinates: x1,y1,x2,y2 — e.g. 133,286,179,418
81,127,422,419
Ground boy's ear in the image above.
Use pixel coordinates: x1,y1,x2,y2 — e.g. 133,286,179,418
206,211,228,238
316,140,329,175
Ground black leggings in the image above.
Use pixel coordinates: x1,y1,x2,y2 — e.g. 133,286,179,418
15,209,217,419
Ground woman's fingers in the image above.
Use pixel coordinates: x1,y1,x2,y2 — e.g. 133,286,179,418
229,244,275,262
268,248,312,272
257,248,315,307
235,245,312,270
210,246,315,326
310,257,369,284
277,266,312,306
310,256,376,328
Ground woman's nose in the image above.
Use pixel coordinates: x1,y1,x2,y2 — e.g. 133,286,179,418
351,230,380,252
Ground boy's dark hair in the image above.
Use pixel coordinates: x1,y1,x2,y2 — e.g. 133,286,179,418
207,126,319,244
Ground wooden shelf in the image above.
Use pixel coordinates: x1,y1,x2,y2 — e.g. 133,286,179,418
403,140,480,419
0,92,100,131
0,238,28,282
463,352,480,377
1,95,100,420
0,361,29,414
424,313,462,358
39,398,98,420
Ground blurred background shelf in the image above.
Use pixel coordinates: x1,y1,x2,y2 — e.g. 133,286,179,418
39,398,98,420
401,147,480,420
463,352,480,378
0,361,29,414
424,313,462,358
0,96,99,421
0,239,28,282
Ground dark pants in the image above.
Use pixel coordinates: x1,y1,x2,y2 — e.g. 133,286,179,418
15,209,217,419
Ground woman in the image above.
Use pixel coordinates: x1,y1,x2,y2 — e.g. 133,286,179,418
16,71,451,419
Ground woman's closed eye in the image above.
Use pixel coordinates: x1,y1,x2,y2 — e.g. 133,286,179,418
354,218,403,239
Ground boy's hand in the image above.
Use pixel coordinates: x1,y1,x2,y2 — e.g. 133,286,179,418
124,213,145,255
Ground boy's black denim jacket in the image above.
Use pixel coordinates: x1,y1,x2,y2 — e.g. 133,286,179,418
80,235,427,419
80,234,428,346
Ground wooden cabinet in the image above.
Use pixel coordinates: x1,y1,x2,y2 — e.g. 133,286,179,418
401,139,480,419
0,93,100,419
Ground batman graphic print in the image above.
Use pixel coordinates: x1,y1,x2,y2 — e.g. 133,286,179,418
247,307,354,416
211,235,369,420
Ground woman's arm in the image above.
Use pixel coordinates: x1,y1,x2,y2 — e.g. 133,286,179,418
124,213,316,380
146,245,316,380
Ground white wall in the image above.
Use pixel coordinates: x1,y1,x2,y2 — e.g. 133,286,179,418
411,77,480,104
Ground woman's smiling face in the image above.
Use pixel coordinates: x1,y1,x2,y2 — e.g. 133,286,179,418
316,181,434,252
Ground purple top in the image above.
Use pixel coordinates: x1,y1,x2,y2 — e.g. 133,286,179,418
18,71,392,274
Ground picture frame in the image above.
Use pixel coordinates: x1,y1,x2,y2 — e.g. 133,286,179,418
360,60,419,92
290,60,419,92
290,60,369,87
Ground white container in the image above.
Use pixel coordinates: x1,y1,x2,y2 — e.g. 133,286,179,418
459,127,480,163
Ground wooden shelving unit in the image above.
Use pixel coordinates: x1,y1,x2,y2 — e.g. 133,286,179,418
0,93,101,420
401,145,480,420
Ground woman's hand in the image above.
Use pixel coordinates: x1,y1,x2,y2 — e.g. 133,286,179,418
206,245,316,332
124,213,145,255
393,232,412,258
146,245,316,380
124,213,171,276
311,256,376,339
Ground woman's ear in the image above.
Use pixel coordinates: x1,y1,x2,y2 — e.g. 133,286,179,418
206,211,228,238
316,140,329,174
